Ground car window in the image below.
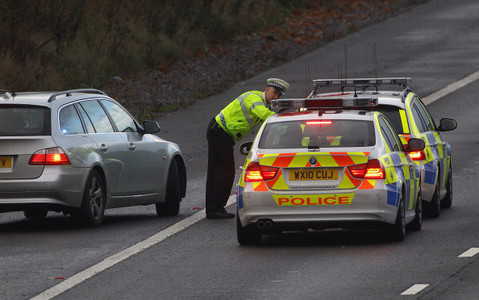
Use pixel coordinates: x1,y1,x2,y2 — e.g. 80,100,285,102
100,100,137,133
79,100,114,133
379,116,402,152
415,97,436,131
59,105,84,135
259,120,375,149
375,105,405,134
75,103,96,133
0,105,51,136
411,102,428,133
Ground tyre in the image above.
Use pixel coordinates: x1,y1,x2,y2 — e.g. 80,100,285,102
389,190,406,242
408,188,422,231
24,209,48,222
424,174,441,218
156,160,181,217
237,215,262,246
73,169,106,226
441,165,453,209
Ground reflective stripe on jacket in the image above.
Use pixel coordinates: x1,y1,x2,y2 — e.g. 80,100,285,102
215,90,275,141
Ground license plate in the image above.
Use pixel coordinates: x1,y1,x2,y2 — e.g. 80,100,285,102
289,168,338,181
0,156,13,169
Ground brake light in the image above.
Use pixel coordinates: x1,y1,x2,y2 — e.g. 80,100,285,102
244,162,279,182
408,150,426,161
29,147,71,165
305,120,333,126
348,159,385,179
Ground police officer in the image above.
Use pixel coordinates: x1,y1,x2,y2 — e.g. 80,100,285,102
206,78,290,219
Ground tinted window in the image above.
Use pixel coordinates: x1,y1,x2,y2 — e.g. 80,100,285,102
76,104,96,133
379,117,402,152
259,120,375,149
415,98,435,131
60,105,84,135
0,105,50,136
411,103,428,133
101,100,137,132
79,100,114,133
375,105,405,134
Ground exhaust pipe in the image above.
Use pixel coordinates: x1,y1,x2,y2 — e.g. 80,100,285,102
256,219,274,231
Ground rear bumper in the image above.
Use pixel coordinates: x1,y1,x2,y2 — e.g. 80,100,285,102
0,165,90,212
237,184,399,227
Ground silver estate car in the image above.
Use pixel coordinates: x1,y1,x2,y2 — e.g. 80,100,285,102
0,89,186,225
236,96,425,245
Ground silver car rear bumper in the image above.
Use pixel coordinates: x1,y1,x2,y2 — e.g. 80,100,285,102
0,165,90,212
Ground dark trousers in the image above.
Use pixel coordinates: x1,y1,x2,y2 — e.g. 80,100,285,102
206,119,235,214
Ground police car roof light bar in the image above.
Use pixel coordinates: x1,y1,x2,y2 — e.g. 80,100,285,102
310,77,411,95
272,96,378,111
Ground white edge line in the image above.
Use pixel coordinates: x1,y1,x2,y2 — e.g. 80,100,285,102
458,247,479,258
31,196,236,300
422,70,479,105
401,284,430,296
30,69,479,300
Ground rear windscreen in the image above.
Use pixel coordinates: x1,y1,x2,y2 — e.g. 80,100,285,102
259,120,375,149
375,105,404,134
0,105,51,136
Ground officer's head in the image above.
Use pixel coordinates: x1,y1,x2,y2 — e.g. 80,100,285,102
265,78,289,103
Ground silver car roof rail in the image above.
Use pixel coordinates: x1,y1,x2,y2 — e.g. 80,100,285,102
48,89,107,103
310,77,412,96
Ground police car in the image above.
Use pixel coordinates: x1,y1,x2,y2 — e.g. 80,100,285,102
236,96,424,245
308,78,457,218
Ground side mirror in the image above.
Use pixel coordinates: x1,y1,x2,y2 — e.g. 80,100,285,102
438,118,457,132
240,142,253,155
143,120,161,134
403,138,425,152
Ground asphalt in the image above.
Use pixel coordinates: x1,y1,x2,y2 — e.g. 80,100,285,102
2,0,479,299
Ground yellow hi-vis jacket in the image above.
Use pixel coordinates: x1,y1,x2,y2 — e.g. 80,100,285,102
215,90,275,142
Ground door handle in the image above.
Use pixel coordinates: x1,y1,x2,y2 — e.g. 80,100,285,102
100,144,108,152
128,143,136,151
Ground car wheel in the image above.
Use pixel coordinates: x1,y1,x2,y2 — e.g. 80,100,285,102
389,190,406,242
24,209,48,222
441,165,453,209
74,169,106,226
424,173,441,218
156,160,181,217
237,215,262,246
408,188,422,231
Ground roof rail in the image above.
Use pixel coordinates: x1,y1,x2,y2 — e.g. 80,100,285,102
310,77,412,95
48,89,107,103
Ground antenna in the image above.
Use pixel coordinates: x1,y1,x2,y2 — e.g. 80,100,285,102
373,42,378,78
344,44,348,79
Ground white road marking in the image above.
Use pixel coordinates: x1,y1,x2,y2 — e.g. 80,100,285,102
422,70,479,105
458,247,479,258
400,284,430,296
30,70,479,300
30,196,236,300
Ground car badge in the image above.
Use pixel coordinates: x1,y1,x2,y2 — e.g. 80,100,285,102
309,157,317,165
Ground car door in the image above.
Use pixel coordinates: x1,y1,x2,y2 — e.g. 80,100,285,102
378,115,418,212
100,99,164,197
78,99,130,197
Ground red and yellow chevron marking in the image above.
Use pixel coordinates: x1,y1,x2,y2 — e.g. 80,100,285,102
358,179,377,190
259,152,370,168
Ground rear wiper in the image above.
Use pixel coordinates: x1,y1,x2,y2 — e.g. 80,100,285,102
308,145,320,151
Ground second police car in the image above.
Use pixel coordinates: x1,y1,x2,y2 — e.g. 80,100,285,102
236,94,425,245
308,78,457,217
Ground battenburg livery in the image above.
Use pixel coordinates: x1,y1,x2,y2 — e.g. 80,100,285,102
236,94,425,245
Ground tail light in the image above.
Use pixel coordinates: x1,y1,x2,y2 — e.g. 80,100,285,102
408,150,426,161
348,159,385,180
29,147,71,165
244,162,279,182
